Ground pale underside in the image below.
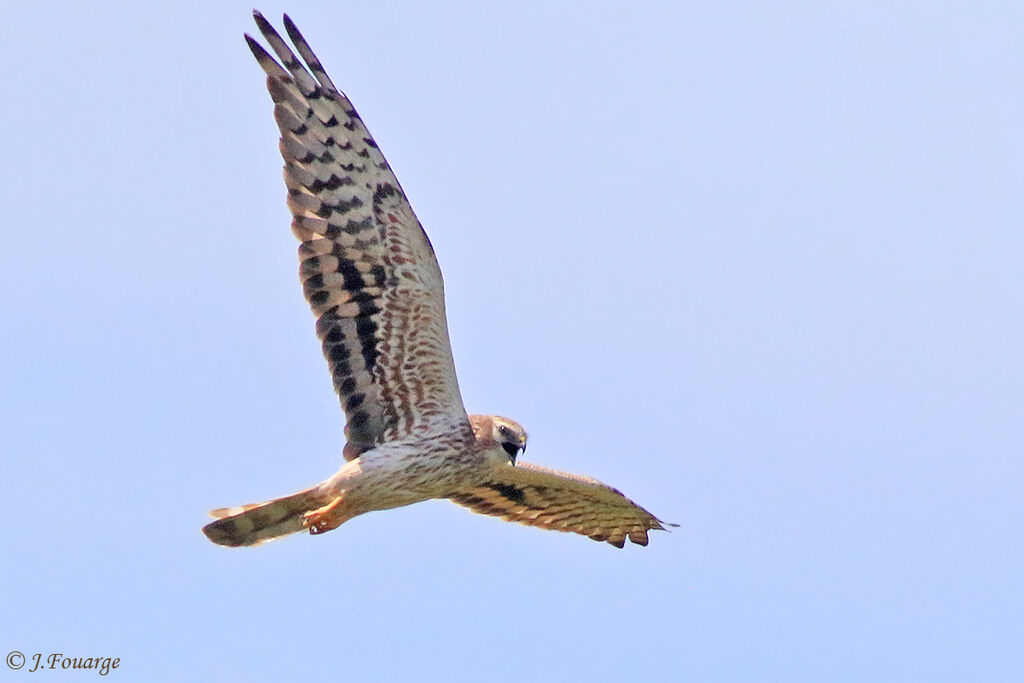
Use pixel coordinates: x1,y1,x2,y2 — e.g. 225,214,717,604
202,12,673,549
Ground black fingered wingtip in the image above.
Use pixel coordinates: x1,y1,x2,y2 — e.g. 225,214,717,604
243,32,270,61
282,13,302,43
252,8,273,32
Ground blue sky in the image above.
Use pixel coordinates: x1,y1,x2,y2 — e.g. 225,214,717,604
2,2,1022,681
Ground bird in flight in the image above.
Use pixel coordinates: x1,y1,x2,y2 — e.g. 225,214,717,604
203,11,674,549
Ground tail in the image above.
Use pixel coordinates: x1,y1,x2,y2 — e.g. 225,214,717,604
203,482,334,547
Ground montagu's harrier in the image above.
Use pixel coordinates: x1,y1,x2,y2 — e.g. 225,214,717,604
203,11,674,549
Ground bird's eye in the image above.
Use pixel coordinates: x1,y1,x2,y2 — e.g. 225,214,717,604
498,425,511,437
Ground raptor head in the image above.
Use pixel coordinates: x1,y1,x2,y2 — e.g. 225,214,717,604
470,415,528,465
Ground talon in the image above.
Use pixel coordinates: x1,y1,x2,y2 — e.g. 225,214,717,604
303,497,344,534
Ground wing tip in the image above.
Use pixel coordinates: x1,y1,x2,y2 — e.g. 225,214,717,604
243,32,260,51
243,32,271,63
282,12,299,37
251,8,273,34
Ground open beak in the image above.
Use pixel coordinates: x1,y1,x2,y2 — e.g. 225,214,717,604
502,439,527,466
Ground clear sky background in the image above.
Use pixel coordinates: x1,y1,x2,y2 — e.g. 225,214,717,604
2,2,1021,681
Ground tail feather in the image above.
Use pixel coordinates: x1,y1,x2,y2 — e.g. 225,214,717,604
203,484,332,547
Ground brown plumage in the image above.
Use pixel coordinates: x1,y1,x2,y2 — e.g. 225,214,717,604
202,12,673,549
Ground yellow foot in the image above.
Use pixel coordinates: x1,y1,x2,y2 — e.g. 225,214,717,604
303,497,344,535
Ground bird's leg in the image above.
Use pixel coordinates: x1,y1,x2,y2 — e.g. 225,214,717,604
302,496,346,535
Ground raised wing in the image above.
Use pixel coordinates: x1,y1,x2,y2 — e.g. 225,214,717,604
247,12,472,458
448,462,675,548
